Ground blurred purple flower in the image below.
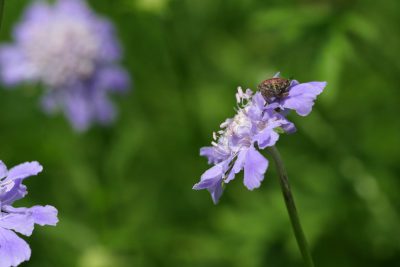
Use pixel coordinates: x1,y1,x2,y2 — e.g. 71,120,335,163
0,0,130,131
0,161,58,267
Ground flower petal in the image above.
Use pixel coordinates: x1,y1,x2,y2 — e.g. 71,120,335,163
200,147,218,164
209,180,223,204
0,228,31,267
0,213,34,236
225,149,246,183
243,146,268,190
0,180,27,206
193,159,231,204
63,89,93,131
281,81,326,116
27,205,59,226
0,46,36,86
254,125,280,149
193,164,224,204
0,161,7,179
94,67,130,92
281,119,297,134
193,164,224,190
92,92,116,125
3,205,58,228
6,161,43,182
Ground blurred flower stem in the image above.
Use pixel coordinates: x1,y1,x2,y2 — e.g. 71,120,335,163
267,146,315,267
0,0,4,31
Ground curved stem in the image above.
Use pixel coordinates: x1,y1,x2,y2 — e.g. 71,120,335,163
266,146,315,267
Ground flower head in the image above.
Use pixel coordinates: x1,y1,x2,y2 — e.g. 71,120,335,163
194,86,295,204
0,0,130,131
194,74,326,204
0,161,58,267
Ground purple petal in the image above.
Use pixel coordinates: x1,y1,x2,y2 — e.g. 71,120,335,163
63,89,93,131
193,165,224,204
254,125,280,149
6,162,43,182
193,160,231,204
243,146,268,190
193,164,224,190
247,93,266,120
94,67,130,92
94,19,121,61
281,119,297,134
253,92,266,107
209,181,223,204
281,82,327,116
56,0,91,18
225,149,246,183
26,205,58,226
92,92,116,125
0,161,7,179
0,228,31,267
43,88,94,131
200,145,230,165
3,205,58,228
0,180,27,206
0,46,36,86
200,147,220,165
290,80,300,87
264,102,280,110
0,213,34,236
20,1,51,22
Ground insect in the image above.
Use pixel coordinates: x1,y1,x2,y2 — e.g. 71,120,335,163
258,77,291,100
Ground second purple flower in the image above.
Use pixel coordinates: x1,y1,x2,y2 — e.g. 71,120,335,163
0,0,130,131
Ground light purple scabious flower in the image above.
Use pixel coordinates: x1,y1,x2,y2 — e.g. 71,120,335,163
194,74,326,204
194,87,295,204
0,0,130,131
0,161,58,267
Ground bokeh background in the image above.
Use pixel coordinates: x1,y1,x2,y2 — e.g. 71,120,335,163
1,0,400,266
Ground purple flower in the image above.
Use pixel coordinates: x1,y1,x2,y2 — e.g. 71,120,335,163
0,161,58,267
194,87,294,203
0,0,130,131
194,74,326,204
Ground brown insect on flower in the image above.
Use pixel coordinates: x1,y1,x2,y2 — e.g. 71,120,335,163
258,77,292,100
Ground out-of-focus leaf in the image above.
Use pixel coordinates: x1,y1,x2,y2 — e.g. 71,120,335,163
315,31,353,103
251,5,331,42
124,0,170,14
344,13,379,42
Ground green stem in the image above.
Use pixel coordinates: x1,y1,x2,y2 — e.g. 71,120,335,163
267,146,315,267
0,0,4,32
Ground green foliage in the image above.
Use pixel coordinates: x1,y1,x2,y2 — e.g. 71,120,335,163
1,0,399,266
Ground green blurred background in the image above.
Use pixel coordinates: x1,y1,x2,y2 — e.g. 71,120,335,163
1,0,400,266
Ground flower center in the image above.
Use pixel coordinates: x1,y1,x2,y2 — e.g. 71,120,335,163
228,111,252,138
212,110,253,155
23,17,100,88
